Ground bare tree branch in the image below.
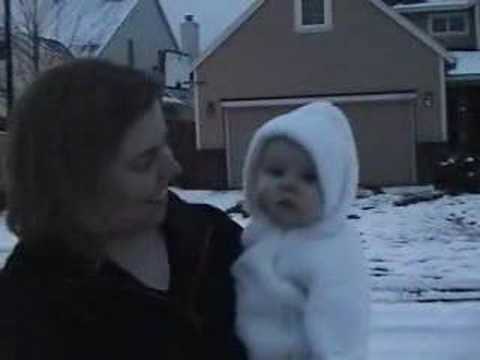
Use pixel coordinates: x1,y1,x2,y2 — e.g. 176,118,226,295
0,0,80,114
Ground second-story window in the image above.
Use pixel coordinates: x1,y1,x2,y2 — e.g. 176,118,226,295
295,0,332,33
302,0,325,25
429,13,469,36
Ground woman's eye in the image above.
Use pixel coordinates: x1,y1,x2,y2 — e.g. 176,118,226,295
303,172,317,184
132,152,155,172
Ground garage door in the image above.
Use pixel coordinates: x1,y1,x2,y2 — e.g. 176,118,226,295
224,94,417,188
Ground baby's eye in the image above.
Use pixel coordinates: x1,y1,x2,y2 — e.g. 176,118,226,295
266,167,284,177
302,172,317,184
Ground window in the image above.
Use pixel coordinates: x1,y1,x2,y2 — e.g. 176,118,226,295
429,13,469,36
294,0,332,33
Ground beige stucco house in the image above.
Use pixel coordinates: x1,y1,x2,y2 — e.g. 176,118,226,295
193,0,457,188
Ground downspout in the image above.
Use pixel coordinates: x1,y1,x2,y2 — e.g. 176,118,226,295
476,1,480,49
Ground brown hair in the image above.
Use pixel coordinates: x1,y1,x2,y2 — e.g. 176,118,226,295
6,59,159,254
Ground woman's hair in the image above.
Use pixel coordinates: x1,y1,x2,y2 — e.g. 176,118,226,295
6,59,159,253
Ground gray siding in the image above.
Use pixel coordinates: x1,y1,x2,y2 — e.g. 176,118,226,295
196,0,446,149
100,0,177,72
403,10,477,50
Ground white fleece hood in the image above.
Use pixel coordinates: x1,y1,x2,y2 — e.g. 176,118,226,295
233,102,370,360
243,101,359,236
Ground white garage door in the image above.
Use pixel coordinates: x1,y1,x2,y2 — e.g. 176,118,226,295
224,94,417,188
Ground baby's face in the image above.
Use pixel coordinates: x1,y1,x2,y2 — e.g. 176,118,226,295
255,138,322,229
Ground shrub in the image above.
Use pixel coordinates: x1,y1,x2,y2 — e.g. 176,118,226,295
434,151,480,193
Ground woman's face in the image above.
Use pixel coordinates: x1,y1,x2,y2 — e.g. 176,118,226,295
82,101,181,237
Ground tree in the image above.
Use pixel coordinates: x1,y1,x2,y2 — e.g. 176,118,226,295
0,0,78,117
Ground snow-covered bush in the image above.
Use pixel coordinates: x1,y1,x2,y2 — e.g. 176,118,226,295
434,152,480,193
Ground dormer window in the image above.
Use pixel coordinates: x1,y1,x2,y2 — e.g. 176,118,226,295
429,13,469,36
294,0,332,33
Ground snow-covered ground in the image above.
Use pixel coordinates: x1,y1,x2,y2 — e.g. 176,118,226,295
172,187,480,359
175,186,480,303
370,302,480,359
1,186,480,359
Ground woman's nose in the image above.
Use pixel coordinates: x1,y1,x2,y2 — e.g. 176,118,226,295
162,146,182,180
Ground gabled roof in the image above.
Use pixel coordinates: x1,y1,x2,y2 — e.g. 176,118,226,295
369,0,454,63
192,0,264,69
192,0,454,70
448,51,480,79
158,0,254,51
8,0,178,58
394,0,476,13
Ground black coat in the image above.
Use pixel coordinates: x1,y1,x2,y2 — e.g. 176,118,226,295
0,192,247,360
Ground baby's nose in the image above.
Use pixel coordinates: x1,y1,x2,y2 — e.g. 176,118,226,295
279,177,297,193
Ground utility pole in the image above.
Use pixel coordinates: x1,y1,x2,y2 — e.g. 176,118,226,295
4,0,13,116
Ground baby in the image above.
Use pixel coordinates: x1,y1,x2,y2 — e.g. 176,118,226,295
232,101,370,360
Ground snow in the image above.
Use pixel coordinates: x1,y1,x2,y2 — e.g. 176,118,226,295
369,302,480,359
449,51,480,77
172,187,480,303
0,216,16,256
43,0,138,57
6,0,139,57
394,0,475,12
158,0,254,51
1,0,259,67
1,186,480,359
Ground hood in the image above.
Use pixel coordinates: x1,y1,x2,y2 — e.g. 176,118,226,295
243,101,358,235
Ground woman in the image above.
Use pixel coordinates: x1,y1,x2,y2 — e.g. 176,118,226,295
0,59,246,359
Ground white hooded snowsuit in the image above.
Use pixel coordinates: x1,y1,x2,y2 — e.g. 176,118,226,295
232,102,370,360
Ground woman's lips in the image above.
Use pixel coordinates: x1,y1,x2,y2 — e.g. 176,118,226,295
147,188,168,204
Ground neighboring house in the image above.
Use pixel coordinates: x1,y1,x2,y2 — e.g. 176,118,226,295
40,0,178,79
395,0,480,154
0,0,187,189
193,0,455,188
2,0,183,103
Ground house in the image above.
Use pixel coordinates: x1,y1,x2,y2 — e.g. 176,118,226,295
0,0,190,189
192,0,455,188
394,0,480,154
1,0,188,109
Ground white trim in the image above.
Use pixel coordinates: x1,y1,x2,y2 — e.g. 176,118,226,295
394,0,475,14
224,110,234,189
447,74,480,81
409,102,418,184
221,93,418,109
439,58,448,142
192,0,265,70
428,12,470,37
369,0,455,64
294,0,333,33
193,70,202,149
